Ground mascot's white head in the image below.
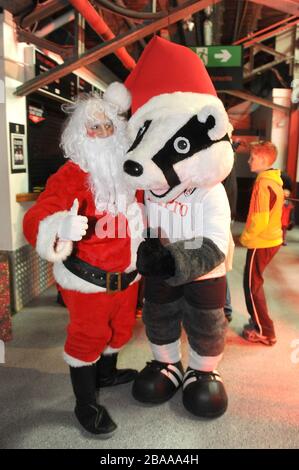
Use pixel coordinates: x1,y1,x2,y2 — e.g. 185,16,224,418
124,37,234,203
61,82,133,214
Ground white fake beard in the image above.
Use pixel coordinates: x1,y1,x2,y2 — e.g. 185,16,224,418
83,134,134,215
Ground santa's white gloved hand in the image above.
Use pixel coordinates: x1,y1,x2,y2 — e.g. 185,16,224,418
58,199,88,241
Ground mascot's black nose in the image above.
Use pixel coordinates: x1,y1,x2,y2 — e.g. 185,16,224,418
123,160,144,177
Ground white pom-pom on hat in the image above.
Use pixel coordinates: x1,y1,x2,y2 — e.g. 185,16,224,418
103,81,132,113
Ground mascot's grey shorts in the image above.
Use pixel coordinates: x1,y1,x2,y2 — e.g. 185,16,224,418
143,276,227,357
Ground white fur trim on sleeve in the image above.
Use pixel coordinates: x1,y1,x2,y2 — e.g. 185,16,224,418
63,351,101,367
36,211,73,263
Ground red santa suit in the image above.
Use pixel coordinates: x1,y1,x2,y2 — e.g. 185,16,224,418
23,83,147,437
23,99,143,367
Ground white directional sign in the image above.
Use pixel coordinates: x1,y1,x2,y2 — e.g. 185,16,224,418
214,49,232,63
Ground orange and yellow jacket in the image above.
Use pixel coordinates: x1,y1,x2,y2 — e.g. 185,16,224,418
240,169,284,249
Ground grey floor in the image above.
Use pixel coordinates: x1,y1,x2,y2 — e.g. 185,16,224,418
1,223,299,449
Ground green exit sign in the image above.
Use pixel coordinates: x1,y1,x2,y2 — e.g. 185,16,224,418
193,46,242,68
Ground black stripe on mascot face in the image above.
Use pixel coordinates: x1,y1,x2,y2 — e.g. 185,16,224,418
128,120,152,153
126,114,230,189
143,115,231,188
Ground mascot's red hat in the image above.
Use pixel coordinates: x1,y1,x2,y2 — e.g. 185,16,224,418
124,35,233,194
125,36,217,114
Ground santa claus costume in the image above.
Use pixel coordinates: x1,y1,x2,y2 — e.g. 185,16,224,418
23,83,143,436
124,37,234,418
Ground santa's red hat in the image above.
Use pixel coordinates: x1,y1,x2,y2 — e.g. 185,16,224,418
125,36,217,114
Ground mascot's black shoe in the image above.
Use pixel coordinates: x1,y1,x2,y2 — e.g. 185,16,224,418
96,353,137,388
74,403,117,437
182,368,228,418
132,360,184,404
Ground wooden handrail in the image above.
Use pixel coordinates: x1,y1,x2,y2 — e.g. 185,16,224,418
16,193,41,202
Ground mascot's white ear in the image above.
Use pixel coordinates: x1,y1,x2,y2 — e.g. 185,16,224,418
197,104,229,141
103,82,132,113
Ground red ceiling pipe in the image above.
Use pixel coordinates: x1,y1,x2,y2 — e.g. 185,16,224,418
69,0,136,70
286,106,299,192
234,15,298,45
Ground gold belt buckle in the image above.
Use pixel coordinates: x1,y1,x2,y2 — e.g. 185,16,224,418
106,272,122,294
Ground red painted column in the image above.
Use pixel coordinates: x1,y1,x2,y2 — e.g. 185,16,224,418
286,105,299,192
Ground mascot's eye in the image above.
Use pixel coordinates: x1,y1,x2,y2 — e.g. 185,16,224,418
173,137,190,154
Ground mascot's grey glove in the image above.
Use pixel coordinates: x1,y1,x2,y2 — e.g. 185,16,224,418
136,237,175,279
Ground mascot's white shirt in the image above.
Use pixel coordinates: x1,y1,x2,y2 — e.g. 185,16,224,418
145,183,231,280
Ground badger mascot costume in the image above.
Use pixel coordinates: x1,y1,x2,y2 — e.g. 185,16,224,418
23,83,143,437
124,37,234,418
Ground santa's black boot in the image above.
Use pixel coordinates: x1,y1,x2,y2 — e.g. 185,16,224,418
182,368,228,418
96,353,137,388
69,365,117,436
132,360,184,404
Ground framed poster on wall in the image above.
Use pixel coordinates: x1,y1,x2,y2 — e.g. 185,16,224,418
9,123,27,173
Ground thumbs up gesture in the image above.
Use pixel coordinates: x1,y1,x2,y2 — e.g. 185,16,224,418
58,199,88,241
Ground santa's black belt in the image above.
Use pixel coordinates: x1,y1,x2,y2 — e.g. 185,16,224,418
63,255,138,293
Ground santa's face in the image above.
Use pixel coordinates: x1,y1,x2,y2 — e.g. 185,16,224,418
61,97,134,213
124,92,234,203
85,111,114,139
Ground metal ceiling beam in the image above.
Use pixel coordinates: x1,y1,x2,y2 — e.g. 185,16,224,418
244,54,294,81
234,15,299,46
235,12,298,82
244,43,288,74
243,17,299,47
16,0,69,28
219,90,290,112
248,0,299,16
15,0,221,97
115,0,146,48
35,10,75,38
69,0,136,70
74,12,85,57
253,43,289,59
17,28,74,59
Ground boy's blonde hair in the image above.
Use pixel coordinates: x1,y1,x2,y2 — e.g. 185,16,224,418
250,141,277,166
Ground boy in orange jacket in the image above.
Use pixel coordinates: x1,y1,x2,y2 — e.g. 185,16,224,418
240,141,284,345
